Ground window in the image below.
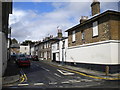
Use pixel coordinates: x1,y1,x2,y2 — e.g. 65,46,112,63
93,21,98,37
25,47,27,50
62,41,65,49
81,31,85,40
72,30,76,42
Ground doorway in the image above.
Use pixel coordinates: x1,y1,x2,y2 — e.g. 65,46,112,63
53,53,56,62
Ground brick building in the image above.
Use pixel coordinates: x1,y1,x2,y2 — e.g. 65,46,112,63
65,0,120,73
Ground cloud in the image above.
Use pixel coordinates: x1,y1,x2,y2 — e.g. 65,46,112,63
9,2,119,42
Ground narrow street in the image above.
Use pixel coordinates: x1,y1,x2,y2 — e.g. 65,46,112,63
3,61,106,89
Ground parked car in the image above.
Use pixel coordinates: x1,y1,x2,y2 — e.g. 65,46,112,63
32,55,39,61
16,54,30,67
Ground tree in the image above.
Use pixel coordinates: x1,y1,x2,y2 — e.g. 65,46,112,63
21,40,36,46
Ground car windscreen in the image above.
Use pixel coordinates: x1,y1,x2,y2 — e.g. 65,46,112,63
19,57,28,61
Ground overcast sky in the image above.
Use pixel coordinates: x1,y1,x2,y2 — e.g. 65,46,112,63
9,0,119,42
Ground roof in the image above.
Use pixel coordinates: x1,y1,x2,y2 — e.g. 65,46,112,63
65,10,120,32
35,37,68,46
51,37,68,44
11,43,20,48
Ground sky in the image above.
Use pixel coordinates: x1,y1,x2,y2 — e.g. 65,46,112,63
9,0,119,42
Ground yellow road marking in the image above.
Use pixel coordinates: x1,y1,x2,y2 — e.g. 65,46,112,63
24,74,28,81
20,70,28,83
45,62,120,80
20,75,25,83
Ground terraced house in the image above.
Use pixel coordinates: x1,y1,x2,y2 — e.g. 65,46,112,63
65,0,120,73
35,30,64,61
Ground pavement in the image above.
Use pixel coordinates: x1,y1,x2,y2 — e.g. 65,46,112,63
2,58,20,85
40,60,120,81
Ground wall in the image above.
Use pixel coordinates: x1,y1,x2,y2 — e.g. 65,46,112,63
59,38,68,63
109,14,120,40
20,45,30,55
66,40,119,65
11,48,20,54
31,47,35,55
0,32,7,76
0,2,2,87
51,42,59,61
51,38,68,63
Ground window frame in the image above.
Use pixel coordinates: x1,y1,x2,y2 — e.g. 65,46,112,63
81,30,85,40
92,21,99,37
72,30,76,42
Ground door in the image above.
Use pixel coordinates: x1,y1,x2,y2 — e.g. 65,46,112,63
53,53,56,62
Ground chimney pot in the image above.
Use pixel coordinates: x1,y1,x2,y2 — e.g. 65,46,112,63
57,29,62,38
80,16,88,23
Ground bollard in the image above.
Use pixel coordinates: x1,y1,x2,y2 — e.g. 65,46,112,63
105,66,109,76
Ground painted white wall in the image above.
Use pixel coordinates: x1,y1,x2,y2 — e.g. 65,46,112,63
59,40,62,62
51,43,59,61
51,38,68,62
44,52,47,59
66,40,119,65
20,45,30,55
31,47,35,55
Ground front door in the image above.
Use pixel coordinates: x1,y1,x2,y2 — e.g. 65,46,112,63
53,53,56,62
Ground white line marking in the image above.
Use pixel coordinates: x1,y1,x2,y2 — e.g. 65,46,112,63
34,83,44,86
68,80,81,83
57,69,74,75
81,79,93,82
18,84,29,86
41,67,50,71
49,82,57,85
54,73,61,77
61,81,70,84
36,65,39,67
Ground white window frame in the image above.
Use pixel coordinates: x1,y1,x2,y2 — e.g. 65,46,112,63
72,30,76,42
93,21,98,37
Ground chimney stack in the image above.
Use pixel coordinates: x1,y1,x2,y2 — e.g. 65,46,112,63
58,29,62,38
91,0,100,16
80,16,88,23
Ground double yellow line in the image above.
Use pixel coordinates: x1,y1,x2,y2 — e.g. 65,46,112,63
20,70,28,83
45,62,120,80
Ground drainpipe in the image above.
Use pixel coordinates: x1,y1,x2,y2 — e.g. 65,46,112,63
62,45,64,65
8,27,11,61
